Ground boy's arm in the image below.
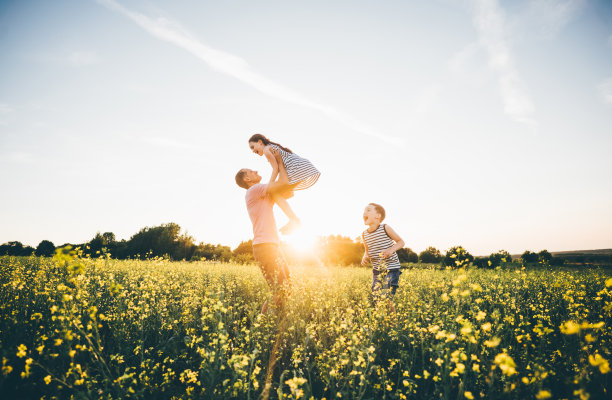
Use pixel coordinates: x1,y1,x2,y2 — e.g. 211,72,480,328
361,251,370,266
361,233,370,266
264,147,279,184
381,225,405,258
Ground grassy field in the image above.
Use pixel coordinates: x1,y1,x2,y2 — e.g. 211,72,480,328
1,252,611,399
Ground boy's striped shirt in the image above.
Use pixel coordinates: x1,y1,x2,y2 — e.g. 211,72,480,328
362,224,401,270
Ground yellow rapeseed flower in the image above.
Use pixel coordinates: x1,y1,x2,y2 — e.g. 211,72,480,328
588,354,610,374
536,390,552,399
494,352,517,376
573,388,590,400
559,321,580,335
464,391,474,399
16,344,27,358
2,357,13,376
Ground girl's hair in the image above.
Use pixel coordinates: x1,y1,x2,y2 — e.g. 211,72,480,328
248,133,293,154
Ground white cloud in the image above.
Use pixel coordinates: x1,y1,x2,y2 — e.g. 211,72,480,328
0,103,14,114
598,78,612,106
2,152,34,164
97,0,401,145
28,51,100,68
0,103,14,126
141,136,197,150
470,0,536,127
413,84,443,114
69,51,101,67
526,0,585,39
449,42,480,75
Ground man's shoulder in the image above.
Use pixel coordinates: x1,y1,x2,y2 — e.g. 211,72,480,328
246,183,268,199
247,183,268,192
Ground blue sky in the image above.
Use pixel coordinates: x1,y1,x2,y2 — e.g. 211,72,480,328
1,0,611,255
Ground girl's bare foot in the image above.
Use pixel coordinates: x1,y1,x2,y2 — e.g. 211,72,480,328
280,219,301,235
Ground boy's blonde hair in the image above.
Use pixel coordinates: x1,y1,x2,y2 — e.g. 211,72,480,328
369,203,386,221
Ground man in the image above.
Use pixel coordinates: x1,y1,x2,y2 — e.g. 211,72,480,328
235,168,291,313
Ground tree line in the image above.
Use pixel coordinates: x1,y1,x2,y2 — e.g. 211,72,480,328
1,222,605,268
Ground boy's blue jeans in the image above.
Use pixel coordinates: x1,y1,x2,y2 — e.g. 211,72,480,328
372,268,401,298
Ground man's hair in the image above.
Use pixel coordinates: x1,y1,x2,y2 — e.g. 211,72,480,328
369,203,386,221
235,169,249,189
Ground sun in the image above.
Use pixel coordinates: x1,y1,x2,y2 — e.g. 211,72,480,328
282,223,320,254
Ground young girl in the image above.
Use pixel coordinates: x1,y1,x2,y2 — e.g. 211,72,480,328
248,133,320,234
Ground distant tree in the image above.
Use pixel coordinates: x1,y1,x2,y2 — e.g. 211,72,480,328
538,250,553,264
0,241,22,256
126,223,196,260
419,246,442,264
521,251,539,264
319,235,363,266
233,240,253,256
35,240,56,257
175,234,197,260
232,240,254,263
193,243,232,262
88,233,105,256
102,232,116,245
110,240,129,259
0,241,34,256
473,257,490,268
489,250,512,268
443,246,473,268
397,248,418,263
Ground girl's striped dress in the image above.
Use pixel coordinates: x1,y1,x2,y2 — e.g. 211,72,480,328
270,144,321,190
362,224,401,270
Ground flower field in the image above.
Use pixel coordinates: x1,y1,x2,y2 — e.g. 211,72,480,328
1,250,611,399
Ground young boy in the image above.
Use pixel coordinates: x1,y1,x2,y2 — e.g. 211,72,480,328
361,203,405,302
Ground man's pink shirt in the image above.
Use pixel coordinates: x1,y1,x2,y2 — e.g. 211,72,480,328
245,184,279,245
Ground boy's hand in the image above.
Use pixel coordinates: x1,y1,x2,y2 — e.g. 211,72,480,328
380,249,393,258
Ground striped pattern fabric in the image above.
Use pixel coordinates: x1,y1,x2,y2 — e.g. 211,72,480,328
363,224,401,270
270,144,321,190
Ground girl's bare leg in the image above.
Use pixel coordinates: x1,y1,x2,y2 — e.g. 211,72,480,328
268,181,301,234
269,161,301,234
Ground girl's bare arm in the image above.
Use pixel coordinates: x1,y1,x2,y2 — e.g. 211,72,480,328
381,225,405,258
264,147,279,184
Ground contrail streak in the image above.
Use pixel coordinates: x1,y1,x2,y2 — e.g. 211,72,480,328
97,0,402,144
470,0,536,128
